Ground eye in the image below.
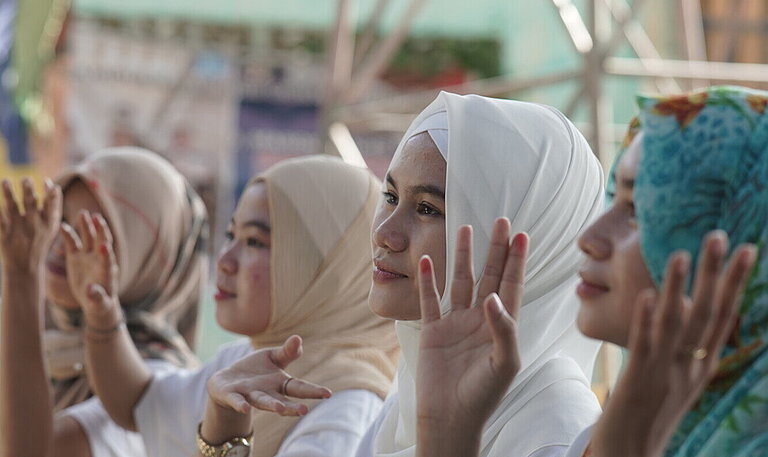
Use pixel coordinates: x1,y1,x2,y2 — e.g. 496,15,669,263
246,237,267,249
224,230,234,241
382,191,398,205
417,202,442,217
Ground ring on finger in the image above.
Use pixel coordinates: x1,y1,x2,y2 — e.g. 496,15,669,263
281,377,293,396
691,347,708,360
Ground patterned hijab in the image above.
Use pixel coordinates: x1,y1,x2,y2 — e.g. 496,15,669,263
45,147,209,411
247,155,399,457
618,86,768,456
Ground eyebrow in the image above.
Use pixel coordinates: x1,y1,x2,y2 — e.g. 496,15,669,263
386,173,445,200
230,218,271,233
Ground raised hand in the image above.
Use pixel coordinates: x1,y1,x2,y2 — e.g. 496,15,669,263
0,178,62,272
590,232,757,457
415,219,528,457
206,335,332,417
61,211,122,328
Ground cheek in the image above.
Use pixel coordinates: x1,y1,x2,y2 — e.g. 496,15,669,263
615,239,655,319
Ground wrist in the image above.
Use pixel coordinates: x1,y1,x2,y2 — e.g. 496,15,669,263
417,416,482,457
1,263,43,279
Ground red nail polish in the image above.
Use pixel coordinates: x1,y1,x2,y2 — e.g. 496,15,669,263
420,257,430,273
100,244,108,255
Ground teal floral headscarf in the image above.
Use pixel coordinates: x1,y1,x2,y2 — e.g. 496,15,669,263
625,86,768,456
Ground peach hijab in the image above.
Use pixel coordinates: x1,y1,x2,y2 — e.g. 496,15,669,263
45,147,208,411
248,155,399,457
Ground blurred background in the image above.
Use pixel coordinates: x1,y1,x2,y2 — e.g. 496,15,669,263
3,0,768,398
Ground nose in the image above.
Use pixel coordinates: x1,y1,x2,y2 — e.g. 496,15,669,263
216,242,238,275
577,216,611,261
372,214,408,253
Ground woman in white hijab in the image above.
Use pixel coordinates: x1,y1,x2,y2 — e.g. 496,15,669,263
361,92,605,457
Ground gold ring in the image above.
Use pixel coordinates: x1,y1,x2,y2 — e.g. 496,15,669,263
281,377,293,396
692,348,708,360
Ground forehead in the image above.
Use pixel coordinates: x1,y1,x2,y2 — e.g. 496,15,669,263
63,180,102,216
235,182,270,224
388,132,446,187
615,132,644,183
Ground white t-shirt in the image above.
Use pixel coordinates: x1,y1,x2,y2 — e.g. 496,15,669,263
562,425,594,457
135,339,383,457
65,359,178,457
355,378,600,457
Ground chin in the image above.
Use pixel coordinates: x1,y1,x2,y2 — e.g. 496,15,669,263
368,290,420,320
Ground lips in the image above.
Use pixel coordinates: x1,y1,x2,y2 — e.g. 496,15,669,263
46,261,67,277
372,260,408,283
576,271,610,299
214,286,236,301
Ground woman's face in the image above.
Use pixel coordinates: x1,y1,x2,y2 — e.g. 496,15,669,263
46,180,102,310
370,132,447,320
215,183,272,335
576,134,656,347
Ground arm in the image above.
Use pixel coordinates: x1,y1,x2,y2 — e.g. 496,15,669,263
415,220,528,457
62,211,152,431
0,179,67,457
196,336,331,457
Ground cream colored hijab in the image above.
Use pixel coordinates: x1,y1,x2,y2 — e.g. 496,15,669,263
374,92,605,457
45,147,208,411
247,155,399,457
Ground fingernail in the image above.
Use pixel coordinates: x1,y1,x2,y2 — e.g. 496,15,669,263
677,252,691,274
420,256,431,274
709,232,725,255
100,243,108,255
742,245,758,266
511,233,527,255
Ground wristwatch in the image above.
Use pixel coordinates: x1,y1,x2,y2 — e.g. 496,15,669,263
196,423,253,457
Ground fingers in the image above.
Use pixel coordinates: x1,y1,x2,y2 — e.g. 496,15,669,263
483,293,519,378
476,218,511,302
42,179,63,228
77,211,97,252
247,391,308,416
2,179,20,218
681,232,727,352
652,251,690,351
627,290,656,360
280,377,332,400
224,392,252,415
93,214,114,247
61,223,83,253
86,284,114,313
270,335,304,369
450,225,475,310
706,244,757,358
418,255,442,323
98,240,119,295
21,178,38,216
498,232,528,321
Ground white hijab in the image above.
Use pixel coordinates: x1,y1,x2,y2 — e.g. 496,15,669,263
373,92,605,457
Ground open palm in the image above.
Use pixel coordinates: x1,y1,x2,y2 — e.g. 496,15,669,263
62,210,121,326
416,219,528,432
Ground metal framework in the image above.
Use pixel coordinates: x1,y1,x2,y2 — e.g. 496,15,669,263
321,0,768,162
